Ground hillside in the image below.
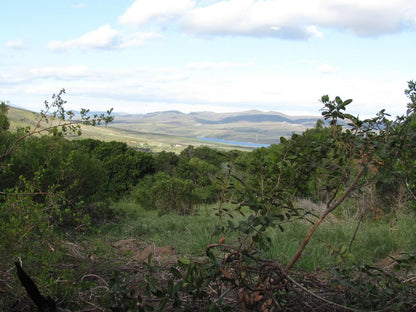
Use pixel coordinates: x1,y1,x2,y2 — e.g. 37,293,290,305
109,110,320,145
3,98,416,312
6,106,321,151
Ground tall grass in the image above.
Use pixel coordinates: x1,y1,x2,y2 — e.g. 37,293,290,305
100,200,219,255
100,200,416,271
266,214,416,271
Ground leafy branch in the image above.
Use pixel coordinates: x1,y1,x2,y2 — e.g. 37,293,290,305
0,89,113,161
286,95,385,271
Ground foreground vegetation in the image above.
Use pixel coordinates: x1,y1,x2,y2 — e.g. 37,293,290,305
1,84,416,311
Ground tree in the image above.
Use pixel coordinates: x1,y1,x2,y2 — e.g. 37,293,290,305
0,90,114,259
79,140,155,198
0,89,113,162
286,94,391,270
376,80,416,210
134,172,201,215
154,151,179,175
0,101,10,131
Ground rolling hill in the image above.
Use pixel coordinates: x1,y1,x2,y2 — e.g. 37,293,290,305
109,110,320,145
6,105,321,152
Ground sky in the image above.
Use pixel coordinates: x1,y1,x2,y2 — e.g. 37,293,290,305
1,0,416,118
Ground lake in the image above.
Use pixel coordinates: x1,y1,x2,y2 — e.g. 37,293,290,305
197,137,270,148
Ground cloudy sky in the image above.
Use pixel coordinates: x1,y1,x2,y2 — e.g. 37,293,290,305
1,0,416,117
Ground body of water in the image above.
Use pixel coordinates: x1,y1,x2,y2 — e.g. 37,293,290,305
197,137,270,148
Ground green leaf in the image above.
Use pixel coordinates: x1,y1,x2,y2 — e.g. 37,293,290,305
167,279,174,296
335,96,342,105
170,267,182,279
142,304,154,311
157,298,168,312
179,257,191,265
343,99,353,106
321,94,330,102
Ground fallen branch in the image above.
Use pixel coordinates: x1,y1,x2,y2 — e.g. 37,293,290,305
15,258,56,312
283,271,358,312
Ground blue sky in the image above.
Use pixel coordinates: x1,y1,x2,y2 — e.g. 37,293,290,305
1,0,416,118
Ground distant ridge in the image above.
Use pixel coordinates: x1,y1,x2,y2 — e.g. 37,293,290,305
5,105,322,150
110,110,321,145
114,109,319,123
142,110,185,118
194,114,316,125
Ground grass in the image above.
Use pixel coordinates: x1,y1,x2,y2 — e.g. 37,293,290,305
6,106,260,153
3,198,416,310
6,195,413,276
98,199,416,272
6,106,40,131
3,205,414,311
96,201,220,256
266,215,416,271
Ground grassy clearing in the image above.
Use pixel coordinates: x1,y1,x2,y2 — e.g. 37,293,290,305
261,215,416,271
100,200,416,272
96,201,220,256
3,201,415,311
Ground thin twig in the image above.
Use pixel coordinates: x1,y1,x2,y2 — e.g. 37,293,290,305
79,299,107,312
405,177,416,201
283,271,359,312
81,274,109,287
348,213,364,253
212,286,235,304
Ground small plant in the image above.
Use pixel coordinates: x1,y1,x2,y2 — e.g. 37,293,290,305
106,270,144,312
331,264,416,310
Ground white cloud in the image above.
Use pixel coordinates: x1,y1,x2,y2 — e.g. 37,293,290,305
6,39,25,49
184,0,416,38
182,0,324,39
0,73,26,84
316,63,340,74
118,0,416,39
306,26,324,38
186,61,254,70
118,32,163,48
47,24,160,51
48,24,119,50
119,0,195,26
315,0,416,36
1,63,409,118
1,66,189,87
29,66,92,79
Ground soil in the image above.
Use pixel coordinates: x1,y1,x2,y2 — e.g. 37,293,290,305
110,238,177,262
3,241,416,312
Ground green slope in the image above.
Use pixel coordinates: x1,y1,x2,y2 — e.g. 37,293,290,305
6,106,319,152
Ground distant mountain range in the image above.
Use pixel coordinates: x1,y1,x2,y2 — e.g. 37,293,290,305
5,105,322,150
109,110,321,145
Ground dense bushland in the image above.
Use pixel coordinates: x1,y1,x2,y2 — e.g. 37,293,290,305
1,83,416,311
